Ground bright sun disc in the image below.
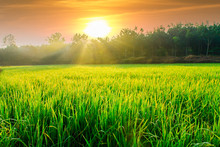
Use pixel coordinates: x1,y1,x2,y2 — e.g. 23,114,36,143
84,20,111,38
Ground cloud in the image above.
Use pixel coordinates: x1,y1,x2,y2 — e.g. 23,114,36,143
1,0,220,22
0,0,219,28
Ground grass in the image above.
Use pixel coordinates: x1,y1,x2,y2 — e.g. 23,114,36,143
0,64,219,146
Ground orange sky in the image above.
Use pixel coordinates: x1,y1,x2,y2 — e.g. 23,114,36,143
0,0,220,46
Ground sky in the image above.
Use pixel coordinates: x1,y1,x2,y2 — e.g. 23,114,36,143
0,0,220,46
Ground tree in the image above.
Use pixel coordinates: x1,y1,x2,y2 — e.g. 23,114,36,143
149,26,171,56
116,28,139,58
3,34,16,47
168,23,187,56
47,32,65,44
198,23,220,56
71,33,88,44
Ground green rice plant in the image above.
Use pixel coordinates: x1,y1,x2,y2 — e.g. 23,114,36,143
0,64,219,146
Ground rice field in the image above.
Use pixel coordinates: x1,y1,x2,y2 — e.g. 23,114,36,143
0,64,220,146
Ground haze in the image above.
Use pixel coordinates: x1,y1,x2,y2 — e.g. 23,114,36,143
0,0,220,46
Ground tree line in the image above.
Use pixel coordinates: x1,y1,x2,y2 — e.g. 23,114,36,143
1,22,220,65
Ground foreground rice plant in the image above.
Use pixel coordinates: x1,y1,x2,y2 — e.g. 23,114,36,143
0,64,219,146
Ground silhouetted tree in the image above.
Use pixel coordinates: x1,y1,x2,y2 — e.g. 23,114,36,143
1,22,220,65
3,34,16,47
72,33,88,44
198,23,220,56
47,32,65,44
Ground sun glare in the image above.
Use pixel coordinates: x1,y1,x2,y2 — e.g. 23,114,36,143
84,20,111,38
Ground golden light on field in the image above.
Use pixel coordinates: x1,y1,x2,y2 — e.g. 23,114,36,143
84,20,111,38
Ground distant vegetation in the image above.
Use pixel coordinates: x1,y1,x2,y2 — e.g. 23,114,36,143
1,22,220,65
0,64,220,146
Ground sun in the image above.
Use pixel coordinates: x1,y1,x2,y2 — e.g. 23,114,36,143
84,20,111,38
